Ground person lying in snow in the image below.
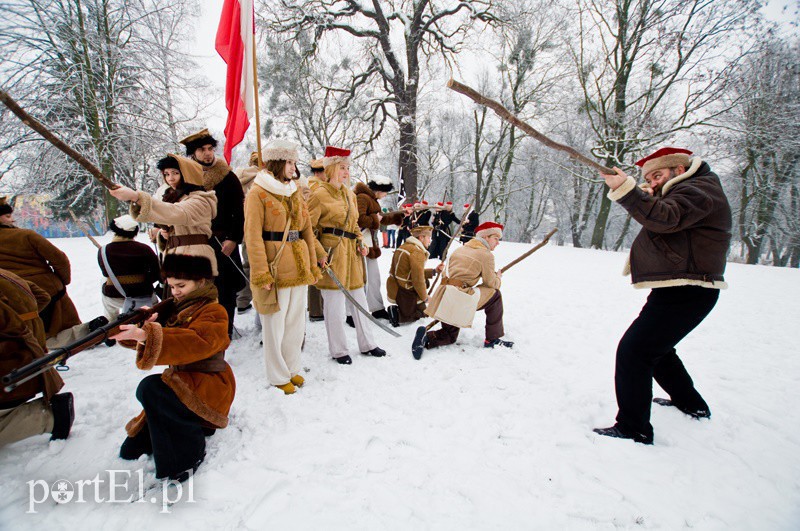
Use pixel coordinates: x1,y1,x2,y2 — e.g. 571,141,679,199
112,254,235,482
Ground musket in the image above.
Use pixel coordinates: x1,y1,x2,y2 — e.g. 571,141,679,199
447,80,614,174
382,204,442,218
0,90,119,189
2,298,174,392
68,208,101,249
427,195,477,295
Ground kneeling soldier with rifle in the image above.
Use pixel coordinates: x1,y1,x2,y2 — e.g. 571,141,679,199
112,254,236,482
0,268,73,446
413,221,513,359
386,225,443,326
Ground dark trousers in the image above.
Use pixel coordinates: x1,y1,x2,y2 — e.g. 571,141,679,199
427,291,504,348
120,375,207,480
212,240,245,337
386,229,396,248
308,285,324,318
396,286,426,323
429,232,448,260
615,286,719,439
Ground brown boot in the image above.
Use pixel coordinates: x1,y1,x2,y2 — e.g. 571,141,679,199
276,382,296,395
290,374,305,387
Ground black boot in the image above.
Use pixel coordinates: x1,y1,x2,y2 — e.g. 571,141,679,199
309,315,325,322
387,305,400,328
412,326,428,360
50,392,75,440
484,338,514,349
653,398,711,419
361,346,386,357
345,316,355,328
371,308,390,320
593,424,653,445
335,355,353,365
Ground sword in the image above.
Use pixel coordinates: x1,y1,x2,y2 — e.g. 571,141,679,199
322,264,401,338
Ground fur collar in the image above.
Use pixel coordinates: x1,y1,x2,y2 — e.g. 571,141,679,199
353,181,375,199
467,237,491,251
406,236,429,256
202,157,232,190
254,170,297,197
661,157,703,196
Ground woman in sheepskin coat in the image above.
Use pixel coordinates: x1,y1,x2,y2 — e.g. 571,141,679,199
112,254,235,482
109,155,218,276
243,139,323,394
307,146,386,365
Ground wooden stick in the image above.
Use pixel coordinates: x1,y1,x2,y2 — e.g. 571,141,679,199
251,31,263,167
499,228,557,273
447,79,614,174
0,90,118,189
68,209,102,249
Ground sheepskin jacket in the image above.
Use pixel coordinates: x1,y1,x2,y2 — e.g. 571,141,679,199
353,182,404,259
386,236,434,303
608,157,732,289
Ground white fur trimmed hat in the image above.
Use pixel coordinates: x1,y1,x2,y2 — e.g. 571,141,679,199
475,221,504,239
367,174,393,193
264,139,299,162
113,214,138,232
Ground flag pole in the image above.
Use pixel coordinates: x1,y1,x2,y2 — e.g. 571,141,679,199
251,29,263,167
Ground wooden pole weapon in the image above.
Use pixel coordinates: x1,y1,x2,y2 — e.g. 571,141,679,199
68,209,102,249
499,228,557,273
446,80,614,174
251,32,263,167
0,90,119,189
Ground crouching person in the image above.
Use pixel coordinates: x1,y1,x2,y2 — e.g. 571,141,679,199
412,222,512,359
112,255,235,482
386,225,442,326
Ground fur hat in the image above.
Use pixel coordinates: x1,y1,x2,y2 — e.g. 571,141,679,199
110,214,139,238
410,225,433,237
635,147,692,176
162,254,214,280
264,139,299,162
180,128,218,156
0,196,12,216
367,174,393,193
475,221,504,239
309,158,324,171
322,146,351,168
157,154,204,187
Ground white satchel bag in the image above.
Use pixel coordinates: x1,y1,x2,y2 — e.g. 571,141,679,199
431,258,480,328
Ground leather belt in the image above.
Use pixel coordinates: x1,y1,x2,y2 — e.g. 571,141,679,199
173,352,227,373
444,278,472,289
167,234,209,248
19,311,38,321
105,274,147,286
322,227,357,239
263,230,300,242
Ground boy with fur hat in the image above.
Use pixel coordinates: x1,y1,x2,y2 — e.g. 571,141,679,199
386,225,443,326
181,129,245,338
353,174,406,320
112,254,235,482
413,221,513,359
97,214,160,320
593,147,732,445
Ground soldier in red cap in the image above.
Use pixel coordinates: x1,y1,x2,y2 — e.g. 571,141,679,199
593,147,732,445
412,221,513,358
429,201,460,260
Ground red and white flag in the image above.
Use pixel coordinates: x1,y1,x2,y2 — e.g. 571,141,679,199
215,0,255,163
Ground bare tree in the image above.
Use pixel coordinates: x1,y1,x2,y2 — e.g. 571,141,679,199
266,0,499,201
569,0,762,249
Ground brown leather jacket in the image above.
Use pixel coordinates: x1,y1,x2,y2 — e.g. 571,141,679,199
609,157,732,289
353,182,404,259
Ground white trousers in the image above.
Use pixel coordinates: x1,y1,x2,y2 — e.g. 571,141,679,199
260,285,307,386
364,257,385,313
321,288,377,358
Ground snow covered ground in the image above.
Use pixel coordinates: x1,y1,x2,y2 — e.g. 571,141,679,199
1,234,798,530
